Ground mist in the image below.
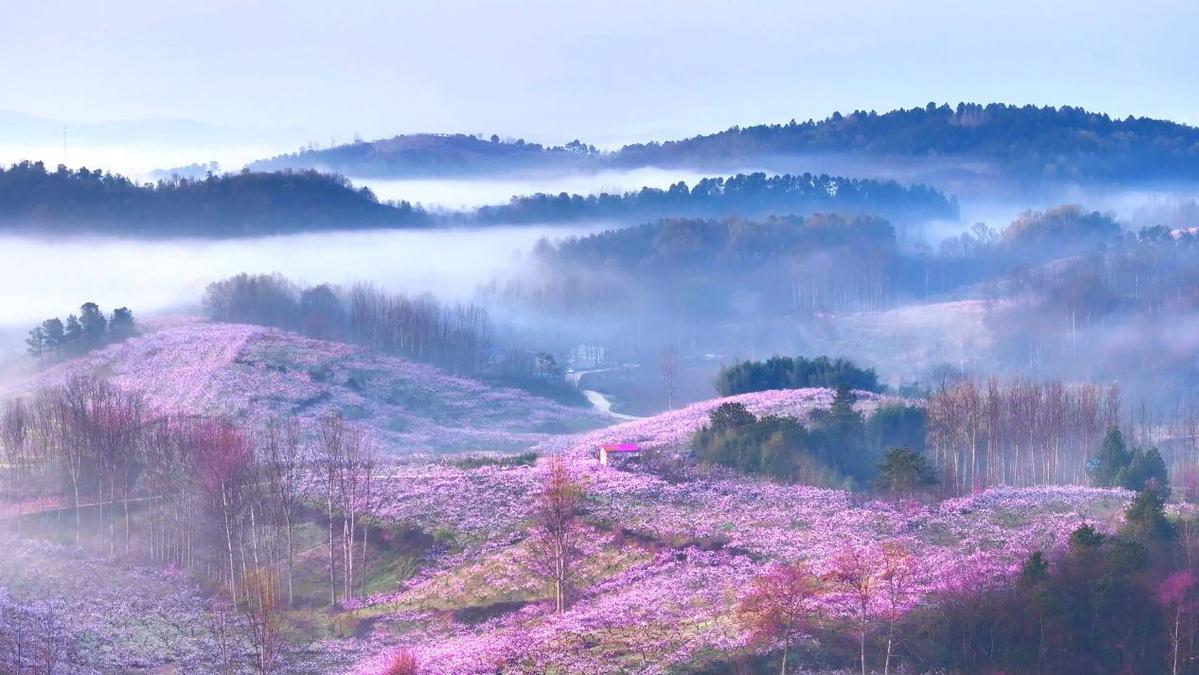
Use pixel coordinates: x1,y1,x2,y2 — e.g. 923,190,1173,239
0,222,608,332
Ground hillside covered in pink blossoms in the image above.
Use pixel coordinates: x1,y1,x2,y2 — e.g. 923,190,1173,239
337,451,1131,673
5,317,608,453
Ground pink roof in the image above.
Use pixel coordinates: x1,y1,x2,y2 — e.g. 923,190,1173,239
601,443,640,452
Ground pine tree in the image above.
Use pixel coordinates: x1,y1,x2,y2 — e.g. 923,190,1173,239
109,307,135,340
63,313,83,352
79,302,108,346
41,318,65,356
1089,427,1131,487
25,326,46,358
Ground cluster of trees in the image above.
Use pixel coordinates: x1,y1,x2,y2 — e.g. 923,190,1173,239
616,103,1199,182
715,356,883,396
473,172,955,225
692,388,927,488
249,132,598,178
737,478,1192,675
906,482,1190,673
0,161,427,236
1089,427,1169,492
488,214,901,318
737,541,917,675
26,302,135,360
0,376,379,672
926,379,1121,494
203,273,493,374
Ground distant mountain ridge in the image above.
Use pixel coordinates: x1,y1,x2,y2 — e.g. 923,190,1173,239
248,103,1199,183
249,132,598,178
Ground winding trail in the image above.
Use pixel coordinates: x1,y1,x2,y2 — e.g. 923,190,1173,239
566,364,644,421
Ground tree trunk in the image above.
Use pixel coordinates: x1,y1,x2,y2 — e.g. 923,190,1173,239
284,511,295,608
222,488,237,602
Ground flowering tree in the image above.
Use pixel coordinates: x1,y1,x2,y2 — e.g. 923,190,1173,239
832,544,879,675
878,542,915,675
527,455,587,613
195,420,253,602
1158,569,1199,675
737,562,825,675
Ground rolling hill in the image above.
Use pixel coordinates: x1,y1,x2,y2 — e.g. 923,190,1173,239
6,317,607,453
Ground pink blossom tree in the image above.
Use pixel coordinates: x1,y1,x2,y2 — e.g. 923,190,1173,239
737,561,825,675
1158,569,1199,675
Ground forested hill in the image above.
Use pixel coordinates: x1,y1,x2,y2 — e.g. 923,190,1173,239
247,104,1199,183
614,103,1199,181
472,172,956,224
0,163,953,236
0,161,430,236
248,133,598,178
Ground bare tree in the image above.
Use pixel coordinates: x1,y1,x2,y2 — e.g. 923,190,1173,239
660,344,680,410
261,419,309,607
1,399,32,535
245,566,282,673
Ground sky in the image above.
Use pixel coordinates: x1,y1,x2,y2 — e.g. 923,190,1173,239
1,0,1198,150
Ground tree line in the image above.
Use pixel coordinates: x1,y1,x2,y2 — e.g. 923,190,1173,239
25,301,135,360
692,388,927,489
715,355,883,396
203,273,494,375
926,378,1123,494
616,102,1199,183
485,214,902,318
473,172,955,225
245,103,1199,185
0,161,428,237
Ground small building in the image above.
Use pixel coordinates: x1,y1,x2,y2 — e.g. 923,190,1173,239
599,443,640,466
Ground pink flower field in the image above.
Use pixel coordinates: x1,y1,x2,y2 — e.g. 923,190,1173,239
533,387,898,458
7,318,608,453
339,449,1131,674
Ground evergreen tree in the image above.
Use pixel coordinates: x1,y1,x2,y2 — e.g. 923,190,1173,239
63,314,83,353
708,402,756,432
875,447,936,495
1121,447,1169,494
79,302,107,345
25,326,46,358
41,318,65,356
1089,427,1132,487
108,307,135,340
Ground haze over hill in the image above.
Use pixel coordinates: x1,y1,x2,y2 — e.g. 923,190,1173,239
5,2,1199,672
249,104,1199,190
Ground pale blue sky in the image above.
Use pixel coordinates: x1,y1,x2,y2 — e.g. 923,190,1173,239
2,0,1197,146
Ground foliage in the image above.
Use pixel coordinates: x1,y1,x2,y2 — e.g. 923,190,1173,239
692,388,921,487
737,562,825,674
26,301,136,360
875,447,937,495
1089,426,1169,493
0,160,427,236
203,273,493,375
474,172,955,224
715,355,883,396
616,102,1199,182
